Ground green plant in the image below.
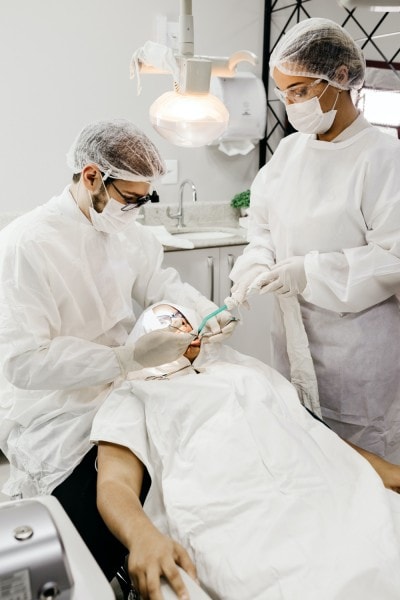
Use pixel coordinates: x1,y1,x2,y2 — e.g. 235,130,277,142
230,189,250,209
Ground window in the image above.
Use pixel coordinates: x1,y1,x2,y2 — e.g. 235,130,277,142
355,61,400,138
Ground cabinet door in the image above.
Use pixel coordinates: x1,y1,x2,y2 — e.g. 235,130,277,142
219,245,272,365
163,248,220,302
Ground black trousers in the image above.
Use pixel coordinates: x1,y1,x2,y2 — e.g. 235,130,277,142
52,446,148,581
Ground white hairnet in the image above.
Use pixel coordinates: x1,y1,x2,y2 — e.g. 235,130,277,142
66,118,166,182
270,18,365,90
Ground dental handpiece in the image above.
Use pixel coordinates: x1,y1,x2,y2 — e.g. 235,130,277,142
196,294,242,335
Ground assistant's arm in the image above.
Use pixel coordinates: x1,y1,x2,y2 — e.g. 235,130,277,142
229,167,277,303
96,442,197,600
302,142,400,313
232,138,400,313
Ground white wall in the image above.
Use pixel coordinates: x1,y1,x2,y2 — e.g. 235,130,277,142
0,0,265,212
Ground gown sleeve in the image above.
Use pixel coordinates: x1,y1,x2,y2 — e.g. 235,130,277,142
303,138,400,313
0,239,124,390
229,165,277,283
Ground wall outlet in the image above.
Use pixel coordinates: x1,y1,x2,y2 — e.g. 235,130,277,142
161,160,178,184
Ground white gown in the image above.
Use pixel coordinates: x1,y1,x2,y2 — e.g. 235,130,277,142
230,115,400,461
0,187,202,496
91,343,400,600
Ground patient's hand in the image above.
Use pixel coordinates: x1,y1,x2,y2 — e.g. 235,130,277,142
366,455,400,493
348,441,400,493
127,521,198,600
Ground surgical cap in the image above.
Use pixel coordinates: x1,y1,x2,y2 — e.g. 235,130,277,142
270,18,365,90
66,118,166,182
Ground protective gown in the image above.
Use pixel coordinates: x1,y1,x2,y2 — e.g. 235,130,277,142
0,186,202,497
91,339,400,600
230,115,400,461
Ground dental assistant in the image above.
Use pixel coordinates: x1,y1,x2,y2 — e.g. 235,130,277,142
0,119,236,581
230,18,400,461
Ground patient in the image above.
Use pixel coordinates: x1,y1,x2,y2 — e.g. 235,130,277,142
92,303,400,600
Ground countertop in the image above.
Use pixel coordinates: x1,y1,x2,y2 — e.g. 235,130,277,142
141,202,249,251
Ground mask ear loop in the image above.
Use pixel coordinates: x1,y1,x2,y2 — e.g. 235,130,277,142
71,173,93,213
331,90,340,111
96,168,113,208
102,169,112,183
318,83,340,112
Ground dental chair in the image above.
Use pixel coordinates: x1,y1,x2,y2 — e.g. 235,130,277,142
0,495,114,599
0,495,212,600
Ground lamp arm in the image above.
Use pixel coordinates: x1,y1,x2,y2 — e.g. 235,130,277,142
179,0,194,57
196,51,258,77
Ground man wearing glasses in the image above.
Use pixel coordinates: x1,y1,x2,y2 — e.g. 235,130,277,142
0,118,236,588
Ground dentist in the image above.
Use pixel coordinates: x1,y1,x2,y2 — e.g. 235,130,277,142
0,118,235,583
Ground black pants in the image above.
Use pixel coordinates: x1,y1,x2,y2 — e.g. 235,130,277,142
52,446,150,581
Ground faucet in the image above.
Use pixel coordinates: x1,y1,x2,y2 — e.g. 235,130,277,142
167,179,197,229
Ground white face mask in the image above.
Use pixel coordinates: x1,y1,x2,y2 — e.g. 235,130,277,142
88,179,139,233
285,86,340,135
89,194,140,234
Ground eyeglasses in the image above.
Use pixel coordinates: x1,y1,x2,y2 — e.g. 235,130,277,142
274,78,323,104
108,180,152,211
155,310,189,329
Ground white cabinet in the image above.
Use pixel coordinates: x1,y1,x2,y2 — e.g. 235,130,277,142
163,245,272,364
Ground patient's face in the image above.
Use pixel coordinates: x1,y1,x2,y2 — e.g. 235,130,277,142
152,304,201,362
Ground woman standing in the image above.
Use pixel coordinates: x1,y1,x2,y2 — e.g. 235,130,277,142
230,18,400,461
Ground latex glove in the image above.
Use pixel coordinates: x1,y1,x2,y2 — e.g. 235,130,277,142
196,297,238,343
230,264,270,305
250,256,306,297
133,328,194,367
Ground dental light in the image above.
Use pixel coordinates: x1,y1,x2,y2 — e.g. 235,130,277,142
130,0,257,148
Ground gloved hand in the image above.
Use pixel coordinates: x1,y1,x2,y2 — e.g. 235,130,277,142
196,297,238,343
251,256,306,297
230,264,270,305
133,328,194,367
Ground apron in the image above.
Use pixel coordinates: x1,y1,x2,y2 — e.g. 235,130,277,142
272,295,400,461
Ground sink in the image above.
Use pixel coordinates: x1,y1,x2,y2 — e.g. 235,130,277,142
173,231,236,241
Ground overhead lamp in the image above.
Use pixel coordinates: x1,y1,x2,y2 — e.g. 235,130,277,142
337,0,400,10
149,56,229,148
130,0,257,148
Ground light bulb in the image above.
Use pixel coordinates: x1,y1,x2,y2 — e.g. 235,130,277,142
149,91,229,147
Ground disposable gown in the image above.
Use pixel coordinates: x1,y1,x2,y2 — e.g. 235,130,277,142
230,115,400,461
91,343,400,600
0,186,202,497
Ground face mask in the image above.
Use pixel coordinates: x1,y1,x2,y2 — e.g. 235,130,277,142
89,193,140,234
285,86,339,135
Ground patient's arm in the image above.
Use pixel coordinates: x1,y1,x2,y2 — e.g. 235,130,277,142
96,441,197,600
347,441,400,493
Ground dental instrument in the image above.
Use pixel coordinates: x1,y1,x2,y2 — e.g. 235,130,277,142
197,304,229,334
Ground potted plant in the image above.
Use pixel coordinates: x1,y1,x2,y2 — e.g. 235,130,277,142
230,189,250,217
